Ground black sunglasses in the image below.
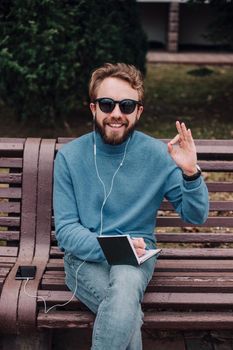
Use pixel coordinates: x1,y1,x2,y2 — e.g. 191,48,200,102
94,98,142,115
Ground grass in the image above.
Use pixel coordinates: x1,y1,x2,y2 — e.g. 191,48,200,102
142,64,233,139
0,63,233,139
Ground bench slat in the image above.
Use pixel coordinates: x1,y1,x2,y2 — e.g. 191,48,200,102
148,277,233,293
0,202,21,213
0,231,20,241
43,270,233,278
155,259,233,271
157,216,233,227
196,145,233,156
153,271,233,277
157,232,233,243
38,309,94,328
143,311,233,330
198,161,233,171
0,138,25,143
37,290,233,307
0,173,22,184
0,267,11,277
194,140,233,146
36,310,233,330
41,275,233,293
0,143,24,152
159,248,233,259
207,182,233,192
0,188,21,199
146,292,233,309
49,247,233,259
160,200,233,211
0,247,18,257
0,217,20,227
0,158,23,168
0,259,16,267
46,258,233,272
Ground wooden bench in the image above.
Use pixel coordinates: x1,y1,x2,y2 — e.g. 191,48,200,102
0,137,233,349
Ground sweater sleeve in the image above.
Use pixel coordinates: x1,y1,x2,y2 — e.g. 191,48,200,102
53,151,105,262
163,157,209,225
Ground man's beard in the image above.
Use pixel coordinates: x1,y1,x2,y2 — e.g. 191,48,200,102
94,117,138,145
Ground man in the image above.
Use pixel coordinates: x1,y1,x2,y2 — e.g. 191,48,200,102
53,63,209,350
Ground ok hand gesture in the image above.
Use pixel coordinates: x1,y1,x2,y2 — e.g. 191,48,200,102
167,121,198,176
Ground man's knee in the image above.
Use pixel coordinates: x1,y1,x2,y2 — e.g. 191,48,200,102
109,265,147,302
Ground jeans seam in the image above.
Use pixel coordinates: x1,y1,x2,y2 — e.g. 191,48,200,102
92,286,111,349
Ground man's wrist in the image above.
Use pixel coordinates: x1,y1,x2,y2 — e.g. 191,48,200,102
182,165,201,181
182,167,198,176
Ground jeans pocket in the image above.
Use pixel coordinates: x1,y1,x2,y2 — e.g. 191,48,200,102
64,252,84,273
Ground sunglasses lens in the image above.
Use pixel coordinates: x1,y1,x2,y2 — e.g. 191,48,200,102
98,98,115,113
120,100,137,114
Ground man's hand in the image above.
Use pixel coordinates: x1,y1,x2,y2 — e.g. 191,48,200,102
167,121,198,176
132,237,146,257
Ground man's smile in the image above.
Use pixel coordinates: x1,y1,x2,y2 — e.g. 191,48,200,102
107,123,126,129
104,118,128,131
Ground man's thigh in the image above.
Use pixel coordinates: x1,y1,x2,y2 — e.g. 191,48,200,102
64,253,156,312
64,253,111,313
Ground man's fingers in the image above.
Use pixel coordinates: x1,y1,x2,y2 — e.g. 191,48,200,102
137,238,146,249
181,122,188,138
187,128,194,144
132,238,146,250
176,121,189,141
169,133,180,145
135,248,146,257
176,121,183,139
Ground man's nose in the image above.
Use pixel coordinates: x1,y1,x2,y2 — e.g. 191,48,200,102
110,102,122,116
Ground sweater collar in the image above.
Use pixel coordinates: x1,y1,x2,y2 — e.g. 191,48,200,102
94,131,133,155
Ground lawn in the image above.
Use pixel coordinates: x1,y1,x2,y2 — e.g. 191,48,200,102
0,63,233,139
142,63,233,139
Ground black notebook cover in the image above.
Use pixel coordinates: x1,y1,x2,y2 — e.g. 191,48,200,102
97,235,161,266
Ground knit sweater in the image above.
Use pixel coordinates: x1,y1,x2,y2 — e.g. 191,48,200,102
53,131,209,262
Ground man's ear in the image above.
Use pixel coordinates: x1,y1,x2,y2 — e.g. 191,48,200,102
90,102,96,119
136,105,143,121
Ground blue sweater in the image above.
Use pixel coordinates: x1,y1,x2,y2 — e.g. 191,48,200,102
53,131,209,262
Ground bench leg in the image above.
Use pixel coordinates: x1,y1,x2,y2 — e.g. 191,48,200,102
0,329,52,350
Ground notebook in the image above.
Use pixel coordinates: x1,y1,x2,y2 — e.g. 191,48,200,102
97,234,161,266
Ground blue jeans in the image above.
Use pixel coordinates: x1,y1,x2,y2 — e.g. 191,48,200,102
64,245,156,350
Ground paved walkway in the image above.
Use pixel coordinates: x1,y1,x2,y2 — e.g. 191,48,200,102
147,51,233,65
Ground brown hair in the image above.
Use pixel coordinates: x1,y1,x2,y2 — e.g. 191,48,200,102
89,63,144,102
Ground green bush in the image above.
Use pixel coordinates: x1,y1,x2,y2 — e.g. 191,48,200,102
0,0,147,124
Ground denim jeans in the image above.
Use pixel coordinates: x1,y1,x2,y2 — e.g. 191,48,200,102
64,243,156,350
